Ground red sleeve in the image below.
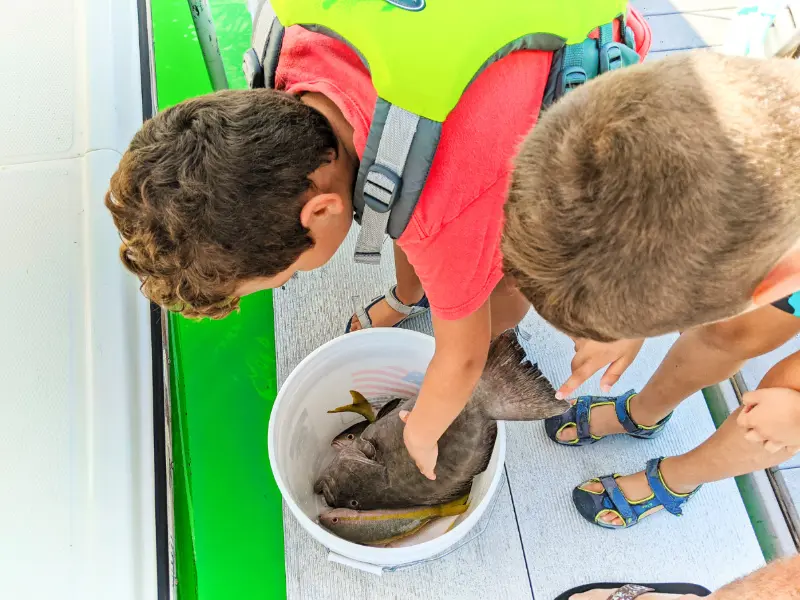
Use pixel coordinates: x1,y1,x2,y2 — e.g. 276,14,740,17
400,176,508,320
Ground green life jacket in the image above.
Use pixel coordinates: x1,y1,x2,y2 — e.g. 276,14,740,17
244,0,640,264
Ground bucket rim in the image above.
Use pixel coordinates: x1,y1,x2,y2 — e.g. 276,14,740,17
267,328,507,565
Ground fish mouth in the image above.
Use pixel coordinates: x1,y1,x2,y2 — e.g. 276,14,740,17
316,477,338,507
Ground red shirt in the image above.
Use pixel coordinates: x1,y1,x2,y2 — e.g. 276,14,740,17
277,9,651,320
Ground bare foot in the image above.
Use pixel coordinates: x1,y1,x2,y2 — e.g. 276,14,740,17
557,395,663,443
570,590,701,600
348,287,425,332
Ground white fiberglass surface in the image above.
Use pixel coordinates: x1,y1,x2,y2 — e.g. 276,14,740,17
0,1,155,598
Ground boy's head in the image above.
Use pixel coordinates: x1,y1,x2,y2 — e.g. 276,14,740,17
503,52,800,342
106,89,355,318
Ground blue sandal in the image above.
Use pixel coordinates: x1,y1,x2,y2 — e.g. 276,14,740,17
345,285,430,333
545,390,672,446
573,457,701,529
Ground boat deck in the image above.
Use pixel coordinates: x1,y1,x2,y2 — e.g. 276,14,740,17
271,2,796,598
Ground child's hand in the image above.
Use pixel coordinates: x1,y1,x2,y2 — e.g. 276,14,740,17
737,387,800,454
557,337,645,399
399,410,438,480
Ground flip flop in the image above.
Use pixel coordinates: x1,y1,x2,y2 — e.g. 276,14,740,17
553,582,711,600
345,285,430,333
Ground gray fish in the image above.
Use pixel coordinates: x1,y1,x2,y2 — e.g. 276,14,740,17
330,398,403,450
331,421,370,450
315,330,568,510
318,496,469,546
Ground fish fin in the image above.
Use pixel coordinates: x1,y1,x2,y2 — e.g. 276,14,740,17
327,390,377,422
375,397,403,421
442,494,470,509
437,495,470,517
439,503,469,518
479,330,570,420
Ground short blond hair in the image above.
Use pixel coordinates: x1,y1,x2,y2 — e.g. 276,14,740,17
503,52,800,341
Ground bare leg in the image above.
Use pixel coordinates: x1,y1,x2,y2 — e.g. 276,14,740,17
559,304,800,441
349,242,425,331
584,337,800,525
489,275,530,338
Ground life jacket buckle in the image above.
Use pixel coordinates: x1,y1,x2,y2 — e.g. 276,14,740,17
562,66,588,92
363,164,402,214
599,42,624,73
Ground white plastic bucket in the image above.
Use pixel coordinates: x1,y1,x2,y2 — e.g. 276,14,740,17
268,328,506,574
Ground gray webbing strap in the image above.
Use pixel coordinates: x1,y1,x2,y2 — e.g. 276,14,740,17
354,105,420,264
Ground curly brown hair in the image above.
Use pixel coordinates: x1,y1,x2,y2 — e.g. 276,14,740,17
106,89,337,318
504,52,800,342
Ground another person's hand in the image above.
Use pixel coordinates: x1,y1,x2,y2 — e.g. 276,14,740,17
556,338,645,400
399,410,438,480
738,387,800,454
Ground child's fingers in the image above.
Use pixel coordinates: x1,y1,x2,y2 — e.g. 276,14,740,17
744,428,766,444
399,410,409,423
416,458,436,480
557,361,597,400
741,390,762,406
737,407,752,428
764,440,786,454
600,355,634,393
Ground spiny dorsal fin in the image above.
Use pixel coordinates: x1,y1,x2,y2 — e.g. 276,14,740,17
477,330,569,421
327,390,377,422
375,397,403,421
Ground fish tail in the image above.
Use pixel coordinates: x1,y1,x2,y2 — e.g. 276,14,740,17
478,330,570,421
327,390,377,422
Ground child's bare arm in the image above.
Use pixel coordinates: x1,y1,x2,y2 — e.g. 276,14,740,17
400,302,491,479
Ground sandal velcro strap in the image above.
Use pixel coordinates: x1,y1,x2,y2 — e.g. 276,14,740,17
609,584,655,600
599,475,638,526
645,457,693,516
613,390,642,434
384,285,418,316
347,285,430,333
575,397,592,441
354,305,373,330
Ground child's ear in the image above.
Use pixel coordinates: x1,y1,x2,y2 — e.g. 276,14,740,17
752,245,800,306
299,193,345,228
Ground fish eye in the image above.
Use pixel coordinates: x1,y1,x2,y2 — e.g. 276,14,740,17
331,517,339,524
346,434,354,440
349,500,359,508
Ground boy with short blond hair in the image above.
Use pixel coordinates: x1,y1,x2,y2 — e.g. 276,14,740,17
503,51,800,528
